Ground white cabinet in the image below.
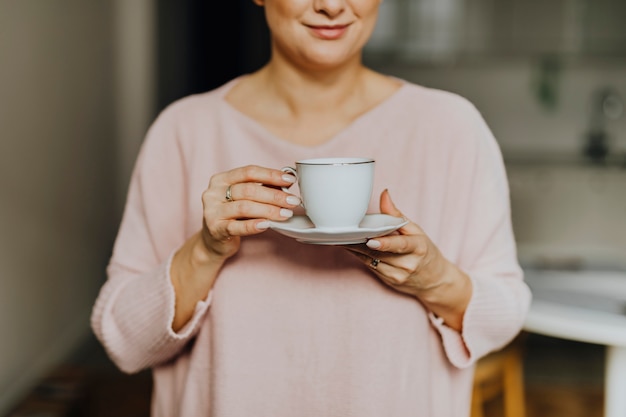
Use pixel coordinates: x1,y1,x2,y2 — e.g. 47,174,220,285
365,0,626,63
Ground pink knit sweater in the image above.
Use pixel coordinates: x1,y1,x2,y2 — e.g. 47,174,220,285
91,77,531,417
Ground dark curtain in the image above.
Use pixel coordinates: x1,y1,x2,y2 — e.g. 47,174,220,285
156,0,270,112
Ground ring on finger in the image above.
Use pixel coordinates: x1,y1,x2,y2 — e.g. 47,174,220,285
370,258,381,270
225,184,234,202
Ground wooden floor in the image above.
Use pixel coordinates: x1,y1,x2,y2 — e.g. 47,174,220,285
6,333,605,417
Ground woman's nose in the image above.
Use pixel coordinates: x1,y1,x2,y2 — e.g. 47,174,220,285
313,0,346,18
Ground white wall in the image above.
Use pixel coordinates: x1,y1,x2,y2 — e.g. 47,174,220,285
381,60,626,157
0,1,155,413
377,60,626,267
113,0,156,210
507,163,626,267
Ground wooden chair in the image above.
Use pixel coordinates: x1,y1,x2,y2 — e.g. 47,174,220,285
471,334,527,417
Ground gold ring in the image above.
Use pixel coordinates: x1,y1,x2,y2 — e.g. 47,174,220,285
225,185,234,202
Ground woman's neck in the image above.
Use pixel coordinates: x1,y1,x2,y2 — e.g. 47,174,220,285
256,58,372,118
224,57,400,146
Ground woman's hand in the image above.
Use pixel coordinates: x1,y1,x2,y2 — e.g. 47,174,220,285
344,189,472,330
199,164,300,259
170,165,299,331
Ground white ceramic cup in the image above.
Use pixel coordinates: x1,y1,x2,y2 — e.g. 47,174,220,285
281,157,375,230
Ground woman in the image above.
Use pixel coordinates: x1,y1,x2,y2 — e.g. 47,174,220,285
91,0,531,416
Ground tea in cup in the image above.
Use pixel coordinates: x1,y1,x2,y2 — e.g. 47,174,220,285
281,157,375,230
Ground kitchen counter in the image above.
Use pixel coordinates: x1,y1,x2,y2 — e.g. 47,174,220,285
523,266,626,417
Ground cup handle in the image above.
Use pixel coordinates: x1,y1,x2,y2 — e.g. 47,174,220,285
280,166,297,193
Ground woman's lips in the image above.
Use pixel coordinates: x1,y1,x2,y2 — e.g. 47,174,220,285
307,24,349,40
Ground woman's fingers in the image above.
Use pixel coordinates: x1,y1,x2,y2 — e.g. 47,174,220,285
366,189,428,253
379,189,422,236
213,182,300,226
221,199,294,223
215,165,296,191
341,191,449,298
212,218,272,239
205,166,299,219
343,245,392,274
201,165,300,244
343,246,412,289
366,234,431,260
222,181,300,208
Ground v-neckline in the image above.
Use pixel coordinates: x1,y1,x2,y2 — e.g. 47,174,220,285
218,75,409,152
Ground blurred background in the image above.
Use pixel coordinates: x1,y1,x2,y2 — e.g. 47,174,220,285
1,0,624,416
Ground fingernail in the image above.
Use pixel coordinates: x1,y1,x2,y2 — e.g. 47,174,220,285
280,208,293,218
286,195,301,205
282,174,296,183
256,221,270,230
366,240,381,249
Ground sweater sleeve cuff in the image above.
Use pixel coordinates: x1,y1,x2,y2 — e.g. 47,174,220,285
428,311,472,368
100,251,212,372
428,272,530,369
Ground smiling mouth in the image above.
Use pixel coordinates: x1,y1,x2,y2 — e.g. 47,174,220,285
306,24,350,40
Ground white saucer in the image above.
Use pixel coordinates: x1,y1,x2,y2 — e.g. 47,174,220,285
269,214,408,245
